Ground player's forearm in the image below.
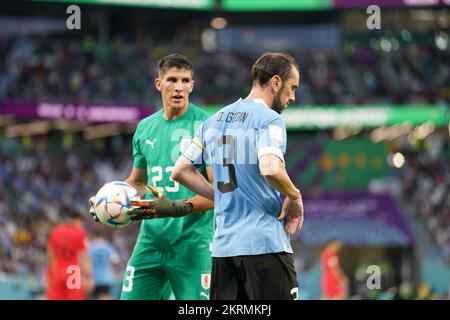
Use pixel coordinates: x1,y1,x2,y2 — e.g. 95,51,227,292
187,195,214,213
174,170,214,201
124,168,149,197
124,177,146,197
260,155,300,200
264,168,301,200
172,161,214,201
172,157,215,200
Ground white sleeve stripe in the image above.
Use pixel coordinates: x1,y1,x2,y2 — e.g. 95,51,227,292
258,147,285,163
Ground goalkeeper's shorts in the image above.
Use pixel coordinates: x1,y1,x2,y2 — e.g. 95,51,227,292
120,240,212,300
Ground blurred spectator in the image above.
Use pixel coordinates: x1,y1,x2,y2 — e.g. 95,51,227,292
46,208,93,300
399,131,450,263
89,230,121,300
320,239,349,300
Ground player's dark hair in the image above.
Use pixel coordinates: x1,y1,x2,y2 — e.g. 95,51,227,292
158,54,193,77
65,207,85,220
325,238,340,246
92,229,103,238
251,52,299,87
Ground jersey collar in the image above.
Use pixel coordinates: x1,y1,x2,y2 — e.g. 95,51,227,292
241,98,269,107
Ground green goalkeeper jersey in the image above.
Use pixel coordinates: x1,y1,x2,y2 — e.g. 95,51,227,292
132,103,214,250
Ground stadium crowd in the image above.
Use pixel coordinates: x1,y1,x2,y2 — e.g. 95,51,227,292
1,32,449,106
400,131,450,263
0,134,137,278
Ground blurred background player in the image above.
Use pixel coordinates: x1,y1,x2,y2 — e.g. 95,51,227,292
90,54,215,300
172,52,304,300
320,239,349,300
46,209,93,300
89,230,120,300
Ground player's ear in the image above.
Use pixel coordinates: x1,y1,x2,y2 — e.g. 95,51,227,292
155,78,162,92
189,80,195,93
271,75,282,92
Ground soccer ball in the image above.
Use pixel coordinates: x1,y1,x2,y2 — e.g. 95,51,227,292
94,181,139,229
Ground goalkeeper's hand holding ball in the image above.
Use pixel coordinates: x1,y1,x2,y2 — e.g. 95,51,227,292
127,185,193,221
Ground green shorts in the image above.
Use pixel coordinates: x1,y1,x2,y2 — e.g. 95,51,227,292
120,239,212,300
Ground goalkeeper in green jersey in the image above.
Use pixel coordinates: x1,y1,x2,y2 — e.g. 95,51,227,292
90,54,214,299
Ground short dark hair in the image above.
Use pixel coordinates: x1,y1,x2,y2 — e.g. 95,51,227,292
251,52,299,87
325,238,341,246
157,54,193,77
66,208,85,221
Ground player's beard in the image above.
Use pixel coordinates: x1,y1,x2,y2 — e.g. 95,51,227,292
271,89,286,114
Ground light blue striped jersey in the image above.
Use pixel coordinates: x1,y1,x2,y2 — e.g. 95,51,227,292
89,239,119,286
183,98,292,257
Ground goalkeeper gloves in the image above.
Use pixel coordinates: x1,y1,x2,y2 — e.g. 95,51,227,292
89,196,100,222
127,185,193,221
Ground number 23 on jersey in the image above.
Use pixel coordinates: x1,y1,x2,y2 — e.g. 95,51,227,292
150,166,179,193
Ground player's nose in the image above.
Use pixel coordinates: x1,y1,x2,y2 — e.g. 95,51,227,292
174,81,183,92
289,93,296,104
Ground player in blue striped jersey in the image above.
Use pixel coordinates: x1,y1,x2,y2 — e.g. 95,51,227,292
172,52,304,300
89,231,120,299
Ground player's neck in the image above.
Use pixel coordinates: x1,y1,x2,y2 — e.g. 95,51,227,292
246,88,273,108
163,103,189,120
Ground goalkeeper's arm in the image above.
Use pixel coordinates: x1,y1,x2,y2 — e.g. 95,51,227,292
124,166,214,212
89,167,148,223
124,167,148,197
126,165,214,221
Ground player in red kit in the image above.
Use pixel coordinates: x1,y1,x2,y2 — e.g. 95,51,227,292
321,239,349,300
46,210,93,300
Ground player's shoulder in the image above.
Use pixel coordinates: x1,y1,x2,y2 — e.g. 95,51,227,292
203,100,240,127
51,224,80,237
135,110,163,130
52,223,69,233
139,109,163,124
253,101,281,120
238,99,282,126
214,98,244,115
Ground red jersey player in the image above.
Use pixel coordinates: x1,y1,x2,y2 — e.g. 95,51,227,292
320,239,349,300
46,210,93,300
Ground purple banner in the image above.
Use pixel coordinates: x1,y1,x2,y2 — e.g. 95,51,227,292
298,191,413,246
334,0,450,8
2,101,156,123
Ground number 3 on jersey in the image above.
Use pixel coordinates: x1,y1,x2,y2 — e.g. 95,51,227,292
217,135,238,193
151,166,179,192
